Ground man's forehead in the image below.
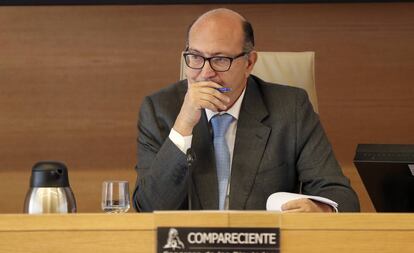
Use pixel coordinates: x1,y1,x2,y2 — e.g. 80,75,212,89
192,16,242,32
188,20,244,49
189,9,244,38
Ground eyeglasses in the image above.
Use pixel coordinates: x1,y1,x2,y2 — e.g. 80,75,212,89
183,51,248,72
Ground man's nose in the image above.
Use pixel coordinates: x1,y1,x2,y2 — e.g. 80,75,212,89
200,60,217,78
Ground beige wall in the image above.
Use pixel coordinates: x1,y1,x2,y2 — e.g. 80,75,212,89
0,3,413,213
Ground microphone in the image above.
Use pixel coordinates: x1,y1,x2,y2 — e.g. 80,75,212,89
186,148,196,210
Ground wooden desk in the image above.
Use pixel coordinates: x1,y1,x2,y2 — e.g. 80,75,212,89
0,212,413,253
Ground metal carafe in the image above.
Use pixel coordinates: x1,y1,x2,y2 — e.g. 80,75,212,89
24,161,77,214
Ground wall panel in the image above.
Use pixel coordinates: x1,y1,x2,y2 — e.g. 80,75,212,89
0,3,413,212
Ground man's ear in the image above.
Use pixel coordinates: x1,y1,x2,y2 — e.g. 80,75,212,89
245,51,258,78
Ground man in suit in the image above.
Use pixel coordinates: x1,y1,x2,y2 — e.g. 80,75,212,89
133,8,360,212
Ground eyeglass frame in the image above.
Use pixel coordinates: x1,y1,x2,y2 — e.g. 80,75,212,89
183,51,250,72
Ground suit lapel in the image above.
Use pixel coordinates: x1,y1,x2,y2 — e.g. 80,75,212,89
229,78,271,209
192,111,219,209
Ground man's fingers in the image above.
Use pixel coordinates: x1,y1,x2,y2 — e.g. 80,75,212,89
281,198,333,213
190,81,231,104
199,94,228,111
198,87,231,103
199,99,225,112
190,80,223,90
281,199,304,211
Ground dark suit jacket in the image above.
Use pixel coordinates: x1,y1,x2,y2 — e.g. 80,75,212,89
133,75,360,212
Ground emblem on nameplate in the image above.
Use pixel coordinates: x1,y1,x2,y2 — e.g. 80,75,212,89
163,228,185,250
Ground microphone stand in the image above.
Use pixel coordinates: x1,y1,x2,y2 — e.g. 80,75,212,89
186,149,196,210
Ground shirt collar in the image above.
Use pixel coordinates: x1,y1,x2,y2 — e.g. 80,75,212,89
205,87,246,122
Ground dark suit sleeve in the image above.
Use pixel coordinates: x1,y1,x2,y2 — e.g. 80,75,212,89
132,96,188,212
294,90,360,212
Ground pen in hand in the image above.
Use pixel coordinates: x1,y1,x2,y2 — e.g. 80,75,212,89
217,87,231,93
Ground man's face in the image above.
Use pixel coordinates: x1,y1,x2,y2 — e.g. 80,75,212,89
185,15,255,105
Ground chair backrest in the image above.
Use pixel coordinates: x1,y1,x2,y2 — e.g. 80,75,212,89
180,51,318,112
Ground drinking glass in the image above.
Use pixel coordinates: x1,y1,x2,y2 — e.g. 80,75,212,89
101,180,130,213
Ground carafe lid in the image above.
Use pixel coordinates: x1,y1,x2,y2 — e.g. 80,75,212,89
30,161,70,187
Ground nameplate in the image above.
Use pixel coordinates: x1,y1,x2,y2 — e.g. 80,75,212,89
157,227,280,253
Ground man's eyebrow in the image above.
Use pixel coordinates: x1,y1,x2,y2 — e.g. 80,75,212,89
187,48,226,56
187,48,201,53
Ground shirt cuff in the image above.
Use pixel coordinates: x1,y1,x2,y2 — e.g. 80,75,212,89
169,128,193,154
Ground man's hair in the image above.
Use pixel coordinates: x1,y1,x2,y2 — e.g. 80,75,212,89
185,10,255,53
241,19,255,52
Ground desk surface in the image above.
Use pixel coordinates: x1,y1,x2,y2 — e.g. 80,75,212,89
0,212,413,253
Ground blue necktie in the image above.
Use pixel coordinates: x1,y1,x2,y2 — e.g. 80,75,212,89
211,113,234,210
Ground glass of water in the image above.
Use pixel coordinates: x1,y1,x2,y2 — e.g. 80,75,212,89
101,180,130,213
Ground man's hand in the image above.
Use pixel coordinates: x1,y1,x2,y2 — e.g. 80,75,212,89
173,81,230,136
281,198,334,213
